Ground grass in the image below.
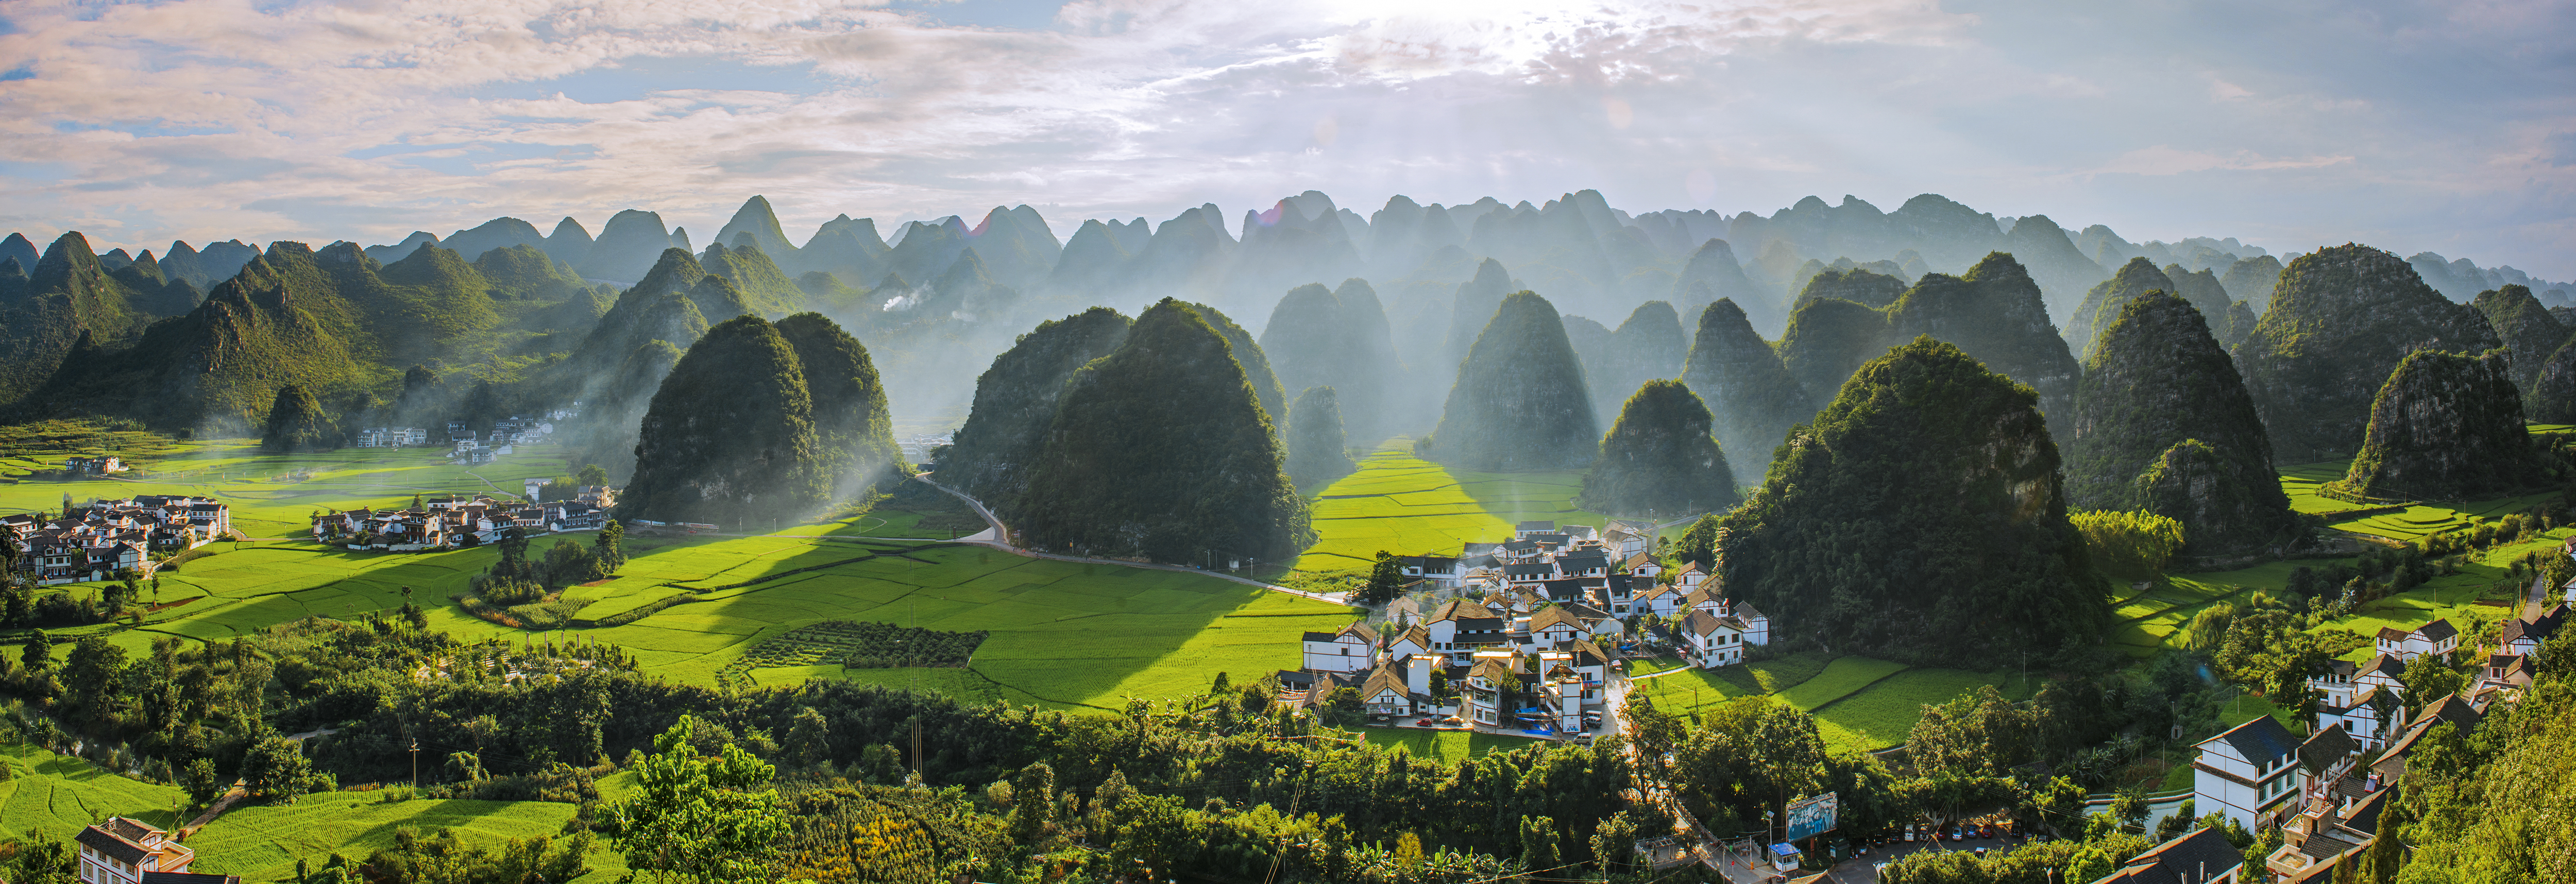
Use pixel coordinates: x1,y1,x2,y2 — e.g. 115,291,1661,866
1772,657,1908,710
1808,668,2039,753
1295,439,1618,574
0,744,188,840
1359,728,1541,763
183,789,618,882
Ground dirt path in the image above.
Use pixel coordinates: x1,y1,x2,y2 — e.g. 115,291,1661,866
912,477,1349,605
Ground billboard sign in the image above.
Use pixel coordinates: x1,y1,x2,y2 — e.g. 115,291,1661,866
1784,792,1838,842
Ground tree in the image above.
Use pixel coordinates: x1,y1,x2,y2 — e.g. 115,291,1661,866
261,384,334,453
2071,509,2187,577
180,757,224,805
577,464,609,488
604,716,789,883
1008,761,1058,845
1360,551,1406,605
782,707,829,769
595,519,626,569
1589,810,1639,880
1519,814,1561,873
20,631,50,673
2399,655,2465,710
60,636,126,727
242,737,327,801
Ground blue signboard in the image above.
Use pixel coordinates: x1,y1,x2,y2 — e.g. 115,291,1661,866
1785,792,1838,842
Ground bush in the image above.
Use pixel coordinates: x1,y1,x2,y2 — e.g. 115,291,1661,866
2072,509,2186,576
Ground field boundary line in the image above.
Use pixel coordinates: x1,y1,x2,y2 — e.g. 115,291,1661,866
1795,666,1916,716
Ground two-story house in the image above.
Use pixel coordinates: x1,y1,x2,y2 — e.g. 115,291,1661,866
1681,609,1751,668
76,817,197,883
1464,654,1519,726
1426,599,1510,665
2371,620,2457,661
2497,604,2563,656
2084,826,2244,884
1300,623,1378,672
1524,606,1587,650
2194,715,2307,830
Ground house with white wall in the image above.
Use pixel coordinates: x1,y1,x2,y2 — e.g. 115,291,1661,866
1301,623,1377,673
2194,715,2307,831
2372,620,2457,661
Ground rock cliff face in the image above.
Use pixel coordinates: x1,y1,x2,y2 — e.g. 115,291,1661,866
1426,291,1599,471
2070,258,2176,360
1576,379,1738,517
2470,284,2567,393
2233,245,2503,463
1688,336,2105,667
943,307,1132,507
1681,299,1811,487
2329,349,2536,501
2067,291,2299,554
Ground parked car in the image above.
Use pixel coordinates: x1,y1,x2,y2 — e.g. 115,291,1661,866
1980,824,1998,839
1949,828,1963,842
1902,825,1915,842
1974,847,1989,859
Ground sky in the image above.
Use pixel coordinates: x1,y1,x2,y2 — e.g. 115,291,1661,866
0,0,2570,279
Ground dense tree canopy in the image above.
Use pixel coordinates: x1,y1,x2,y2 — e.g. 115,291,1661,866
773,312,902,498
942,307,1132,507
1576,379,1738,518
1014,299,1312,564
619,315,826,528
2331,348,2537,501
1683,337,2107,666
261,384,333,453
1284,385,1357,489
2233,244,2501,462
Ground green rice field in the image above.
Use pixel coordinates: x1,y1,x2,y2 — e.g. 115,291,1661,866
182,789,611,882
1295,439,1614,573
1630,652,2034,753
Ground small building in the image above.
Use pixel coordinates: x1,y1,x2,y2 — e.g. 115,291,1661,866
2194,715,2307,831
1399,555,1464,588
2371,620,2457,661
1300,623,1378,673
2497,604,2563,656
2084,826,2244,884
1681,609,1750,668
77,817,197,883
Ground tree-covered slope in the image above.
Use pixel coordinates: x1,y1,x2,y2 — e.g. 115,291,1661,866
2470,283,2566,393
943,307,1132,507
1585,300,1688,428
2328,349,2536,501
619,315,826,527
1426,291,1599,471
1792,267,1906,312
2069,258,2174,361
1886,253,2083,438
1443,259,1515,378
1181,301,1284,428
0,232,156,405
1681,299,1811,487
1013,299,1311,563
699,242,804,317
1684,336,2106,667
775,312,903,499
2233,245,2502,462
1778,296,1892,412
472,244,590,301
1284,385,1356,489
1577,379,1738,517
1256,279,1399,444
2067,290,2298,555
2529,337,2576,423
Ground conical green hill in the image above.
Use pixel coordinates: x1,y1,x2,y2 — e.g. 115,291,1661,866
1257,283,1341,412
1793,267,1906,311
1426,291,1598,471
579,339,686,481
698,242,804,317
472,243,588,301
1684,336,2105,667
1577,379,1738,518
2328,349,2536,501
2067,290,2297,554
1682,299,1812,487
1285,385,1357,488
2527,337,2576,423
1182,301,1285,428
1777,296,1891,412
945,307,1133,507
1444,259,1515,373
2070,258,2174,361
686,274,755,326
2471,284,2566,392
714,195,799,260
775,312,903,498
1255,280,1400,445
1591,300,1689,427
2219,255,2284,310
261,384,333,453
1013,299,1312,563
2233,244,2501,462
620,315,826,527
1887,252,2083,440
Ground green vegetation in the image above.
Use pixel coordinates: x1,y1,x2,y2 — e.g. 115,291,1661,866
2330,349,2538,501
0,233,161,406
1257,280,1399,443
621,315,827,526
695,241,803,317
1684,336,2106,667
1774,253,2081,437
2067,290,2298,554
260,385,332,453
1681,299,1811,487
1575,379,1737,518
2470,283,2566,393
1793,266,1906,310
2234,244,2502,462
1293,438,1605,573
1425,291,1598,471
1181,301,1285,428
2071,509,2187,578
773,312,903,499
1283,385,1356,489
1575,301,1687,429
2068,258,2175,361
940,307,1130,505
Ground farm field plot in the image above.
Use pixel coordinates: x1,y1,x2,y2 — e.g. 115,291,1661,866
1772,657,1907,709
2277,461,2378,516
184,789,614,882
1809,668,2038,753
1631,665,1755,713
1296,439,1613,573
0,744,187,840
1360,727,1540,763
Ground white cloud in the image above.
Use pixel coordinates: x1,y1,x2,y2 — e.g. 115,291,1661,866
0,0,2566,279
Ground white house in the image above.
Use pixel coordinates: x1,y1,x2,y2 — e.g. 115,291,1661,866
2497,604,2563,656
1385,625,1433,661
76,818,198,883
1301,623,1378,673
2194,715,2307,831
1681,609,1751,668
2372,620,2458,661
1514,520,1557,539
1360,663,1418,717
1637,584,1687,617
1622,552,1662,580
1524,605,1587,650
1426,599,1510,665
1400,555,1465,589
1465,654,1519,726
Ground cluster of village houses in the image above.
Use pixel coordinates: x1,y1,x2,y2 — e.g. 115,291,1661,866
1285,520,1773,736
0,496,230,585
2176,575,2570,884
359,409,578,464
309,489,611,551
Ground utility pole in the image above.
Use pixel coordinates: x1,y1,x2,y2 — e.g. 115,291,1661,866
409,740,420,789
